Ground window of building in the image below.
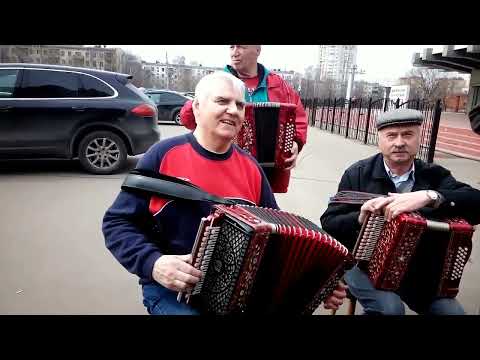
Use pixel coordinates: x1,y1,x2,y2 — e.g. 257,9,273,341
100,62,103,67
17,69,79,98
37,50,40,54
78,74,114,97
0,69,20,98
61,51,65,56
93,61,97,67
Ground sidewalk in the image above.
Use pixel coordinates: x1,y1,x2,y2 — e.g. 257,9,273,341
277,126,480,315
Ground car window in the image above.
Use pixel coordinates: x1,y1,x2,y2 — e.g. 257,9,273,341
0,69,20,98
147,93,161,104
78,74,114,97
161,93,185,102
126,82,154,104
18,69,79,98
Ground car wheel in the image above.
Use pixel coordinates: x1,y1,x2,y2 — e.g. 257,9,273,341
173,110,181,125
78,131,127,175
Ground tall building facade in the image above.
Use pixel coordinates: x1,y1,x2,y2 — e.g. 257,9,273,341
318,45,357,84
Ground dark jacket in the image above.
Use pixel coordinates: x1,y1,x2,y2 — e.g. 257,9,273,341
320,152,480,307
468,104,480,134
321,152,480,251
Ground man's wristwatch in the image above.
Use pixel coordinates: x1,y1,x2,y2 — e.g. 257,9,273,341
426,190,442,208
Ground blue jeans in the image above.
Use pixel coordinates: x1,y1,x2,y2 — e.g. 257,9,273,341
344,266,465,315
142,283,200,315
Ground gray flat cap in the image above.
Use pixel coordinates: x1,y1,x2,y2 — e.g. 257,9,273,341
377,109,424,130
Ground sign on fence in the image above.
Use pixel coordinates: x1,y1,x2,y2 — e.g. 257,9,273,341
390,85,410,104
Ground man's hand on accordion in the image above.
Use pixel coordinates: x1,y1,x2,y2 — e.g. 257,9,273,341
323,281,348,310
358,196,393,224
384,191,434,221
152,254,203,292
284,141,299,171
358,191,434,223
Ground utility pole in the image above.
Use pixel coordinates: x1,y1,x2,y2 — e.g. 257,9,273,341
165,52,169,90
346,64,365,101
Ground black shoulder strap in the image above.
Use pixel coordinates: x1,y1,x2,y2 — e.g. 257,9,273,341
121,169,236,206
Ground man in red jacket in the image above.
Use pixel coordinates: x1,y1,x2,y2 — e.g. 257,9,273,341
180,45,308,193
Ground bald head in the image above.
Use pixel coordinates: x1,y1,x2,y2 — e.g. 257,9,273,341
194,71,245,107
229,45,261,76
191,71,246,152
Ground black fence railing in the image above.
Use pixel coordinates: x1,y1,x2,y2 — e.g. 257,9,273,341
302,97,442,163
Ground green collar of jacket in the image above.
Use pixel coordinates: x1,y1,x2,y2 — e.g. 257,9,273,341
224,63,270,102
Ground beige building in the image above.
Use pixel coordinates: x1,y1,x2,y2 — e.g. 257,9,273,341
270,68,298,88
142,61,222,90
0,45,128,73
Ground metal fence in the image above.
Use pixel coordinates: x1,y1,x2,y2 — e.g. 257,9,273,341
302,97,442,163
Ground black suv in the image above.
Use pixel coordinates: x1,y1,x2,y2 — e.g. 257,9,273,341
0,63,160,174
144,89,192,125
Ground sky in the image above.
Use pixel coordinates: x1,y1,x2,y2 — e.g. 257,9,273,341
109,45,469,85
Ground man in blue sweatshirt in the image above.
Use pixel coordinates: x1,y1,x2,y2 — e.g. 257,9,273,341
103,71,347,315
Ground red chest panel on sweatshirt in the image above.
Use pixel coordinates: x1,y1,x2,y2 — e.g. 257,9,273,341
148,143,262,214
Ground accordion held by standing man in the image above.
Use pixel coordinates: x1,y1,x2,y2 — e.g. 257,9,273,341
235,102,297,169
181,204,353,314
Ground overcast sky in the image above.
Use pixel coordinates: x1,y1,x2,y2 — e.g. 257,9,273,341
109,45,468,85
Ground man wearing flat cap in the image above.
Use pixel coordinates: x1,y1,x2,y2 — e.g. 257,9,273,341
321,108,480,315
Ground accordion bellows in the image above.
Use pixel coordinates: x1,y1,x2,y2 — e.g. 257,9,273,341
185,205,353,314
235,102,297,168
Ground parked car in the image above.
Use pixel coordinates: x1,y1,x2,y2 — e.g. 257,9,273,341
182,91,195,98
144,89,192,125
0,63,160,174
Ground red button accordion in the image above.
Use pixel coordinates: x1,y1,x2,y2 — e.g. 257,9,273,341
180,204,353,314
355,212,473,298
330,191,474,298
235,102,296,169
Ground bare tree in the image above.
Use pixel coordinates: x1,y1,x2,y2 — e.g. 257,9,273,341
173,56,185,65
352,80,368,99
317,77,337,98
300,66,315,99
292,72,302,93
404,67,450,102
177,68,195,92
143,69,154,89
